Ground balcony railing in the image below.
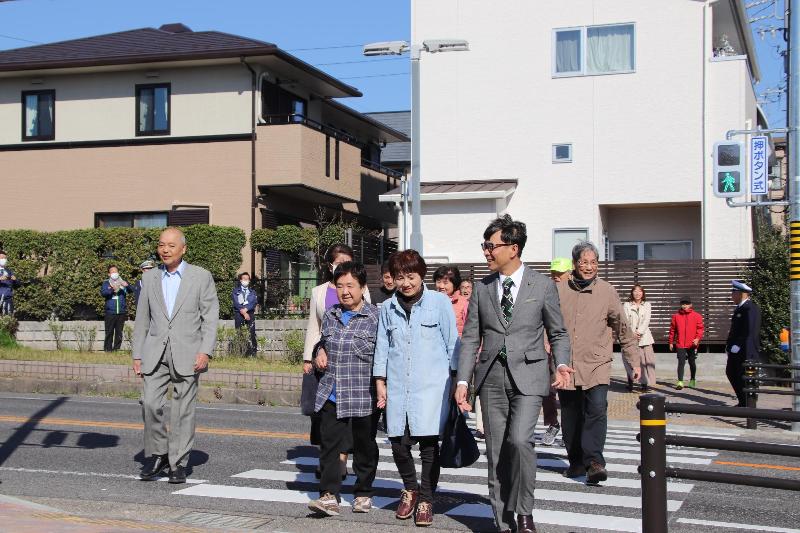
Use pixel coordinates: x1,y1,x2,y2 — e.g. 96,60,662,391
261,114,359,146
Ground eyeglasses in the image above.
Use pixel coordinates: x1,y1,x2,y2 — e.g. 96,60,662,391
481,242,513,252
577,260,598,267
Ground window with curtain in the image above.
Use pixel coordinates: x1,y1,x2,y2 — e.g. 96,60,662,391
96,212,168,228
22,90,55,141
136,84,170,135
553,228,589,259
553,23,635,77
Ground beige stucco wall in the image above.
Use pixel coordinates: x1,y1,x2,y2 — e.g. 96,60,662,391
0,64,252,144
0,141,252,236
604,205,702,258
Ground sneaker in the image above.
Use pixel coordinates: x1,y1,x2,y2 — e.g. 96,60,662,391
676,381,684,390
352,496,373,513
586,461,608,485
562,463,586,478
688,379,696,388
308,492,340,516
395,489,418,520
415,501,433,527
541,424,560,446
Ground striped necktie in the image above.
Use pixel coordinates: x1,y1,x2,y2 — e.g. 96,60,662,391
498,277,514,360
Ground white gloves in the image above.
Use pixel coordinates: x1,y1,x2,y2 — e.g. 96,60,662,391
730,345,740,354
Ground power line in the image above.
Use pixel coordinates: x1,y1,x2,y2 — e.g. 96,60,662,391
338,72,410,80
0,33,42,45
286,44,365,52
315,57,405,67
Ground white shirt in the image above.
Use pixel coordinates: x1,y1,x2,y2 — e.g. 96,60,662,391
497,263,525,304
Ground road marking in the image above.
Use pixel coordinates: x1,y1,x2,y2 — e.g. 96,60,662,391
713,460,800,472
173,483,398,509
0,466,207,484
445,504,642,532
676,518,800,533
237,467,693,493
0,415,307,440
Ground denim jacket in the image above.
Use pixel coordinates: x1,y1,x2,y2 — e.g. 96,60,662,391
373,287,458,437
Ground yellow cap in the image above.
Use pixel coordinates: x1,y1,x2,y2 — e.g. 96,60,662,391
550,257,572,272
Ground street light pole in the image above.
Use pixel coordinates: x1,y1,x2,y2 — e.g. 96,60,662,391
410,44,423,252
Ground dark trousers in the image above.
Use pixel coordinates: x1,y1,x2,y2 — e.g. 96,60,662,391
390,423,440,503
233,313,258,355
559,385,608,467
318,401,379,498
676,347,697,381
103,313,125,352
0,297,12,316
542,389,559,427
726,353,747,406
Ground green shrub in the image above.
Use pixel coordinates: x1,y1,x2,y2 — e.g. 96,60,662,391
0,225,245,320
72,324,98,352
215,325,253,357
48,320,66,350
0,315,18,338
284,329,305,365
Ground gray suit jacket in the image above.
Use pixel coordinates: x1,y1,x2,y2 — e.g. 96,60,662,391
132,263,219,377
457,266,570,396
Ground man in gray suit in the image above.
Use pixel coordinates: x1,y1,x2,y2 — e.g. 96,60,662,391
133,227,219,484
455,215,572,533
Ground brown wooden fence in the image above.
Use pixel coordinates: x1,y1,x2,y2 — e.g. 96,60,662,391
367,259,753,346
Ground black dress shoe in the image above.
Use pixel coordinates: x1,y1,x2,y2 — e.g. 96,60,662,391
139,454,169,481
517,514,537,533
168,465,187,484
562,463,586,478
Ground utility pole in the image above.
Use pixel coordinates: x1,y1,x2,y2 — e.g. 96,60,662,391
788,0,800,432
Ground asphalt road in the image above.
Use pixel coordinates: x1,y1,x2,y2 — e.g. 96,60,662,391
0,392,797,532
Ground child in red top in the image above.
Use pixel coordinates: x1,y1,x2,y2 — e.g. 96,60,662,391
668,297,705,390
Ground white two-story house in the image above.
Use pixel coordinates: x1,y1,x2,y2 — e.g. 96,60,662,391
382,0,764,263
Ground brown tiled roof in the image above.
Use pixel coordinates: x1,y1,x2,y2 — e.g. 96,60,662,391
0,25,361,96
384,179,517,196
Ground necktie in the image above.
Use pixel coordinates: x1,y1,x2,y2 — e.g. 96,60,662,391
498,277,514,360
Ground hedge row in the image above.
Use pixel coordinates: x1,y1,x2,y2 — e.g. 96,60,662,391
0,226,245,320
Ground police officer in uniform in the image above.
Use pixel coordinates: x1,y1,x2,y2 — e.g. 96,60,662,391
726,279,761,407
133,260,156,305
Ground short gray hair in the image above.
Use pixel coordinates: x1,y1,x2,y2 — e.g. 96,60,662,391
572,241,599,263
160,227,187,245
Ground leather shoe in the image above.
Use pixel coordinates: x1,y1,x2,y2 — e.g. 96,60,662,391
139,454,169,481
562,463,586,478
168,465,187,484
586,461,608,485
517,514,537,533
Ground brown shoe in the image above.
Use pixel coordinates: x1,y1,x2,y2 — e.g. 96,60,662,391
396,489,418,520
517,514,537,533
414,501,433,527
586,461,608,485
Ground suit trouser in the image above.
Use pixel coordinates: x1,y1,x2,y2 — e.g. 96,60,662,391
726,352,746,406
104,313,125,352
233,313,258,355
480,358,542,531
142,342,198,470
559,385,609,468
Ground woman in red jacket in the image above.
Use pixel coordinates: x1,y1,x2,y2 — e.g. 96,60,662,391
668,297,704,390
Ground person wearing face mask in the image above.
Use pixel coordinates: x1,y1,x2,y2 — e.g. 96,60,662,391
232,272,259,356
0,251,18,316
101,265,132,352
302,244,371,479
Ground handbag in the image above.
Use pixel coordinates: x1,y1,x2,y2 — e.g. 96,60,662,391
300,370,321,416
439,400,481,468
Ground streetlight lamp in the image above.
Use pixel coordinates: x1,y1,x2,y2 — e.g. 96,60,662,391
363,39,469,254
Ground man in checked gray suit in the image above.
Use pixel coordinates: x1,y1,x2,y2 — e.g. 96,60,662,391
133,227,219,484
455,215,572,533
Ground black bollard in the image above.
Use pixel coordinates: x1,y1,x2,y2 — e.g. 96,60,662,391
744,362,758,430
640,393,668,533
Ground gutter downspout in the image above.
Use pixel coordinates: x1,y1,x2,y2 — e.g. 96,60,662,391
241,58,257,276
702,1,709,259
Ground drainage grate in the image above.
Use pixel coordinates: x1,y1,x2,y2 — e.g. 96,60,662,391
177,511,270,530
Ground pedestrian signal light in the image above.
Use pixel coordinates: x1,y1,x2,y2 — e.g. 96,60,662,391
713,141,745,198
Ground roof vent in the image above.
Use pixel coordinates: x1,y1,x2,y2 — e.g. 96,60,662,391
159,23,193,34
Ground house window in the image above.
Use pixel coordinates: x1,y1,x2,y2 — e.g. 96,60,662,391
22,90,55,141
96,212,169,228
553,23,635,77
261,79,307,123
610,240,693,260
553,228,589,259
552,143,572,163
136,84,170,135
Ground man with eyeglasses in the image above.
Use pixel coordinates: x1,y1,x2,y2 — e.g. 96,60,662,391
554,241,640,486
455,215,571,533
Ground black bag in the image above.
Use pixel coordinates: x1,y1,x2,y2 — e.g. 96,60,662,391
300,371,321,416
439,400,481,468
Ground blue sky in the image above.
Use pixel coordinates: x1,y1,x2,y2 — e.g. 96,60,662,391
0,0,787,124
0,0,411,113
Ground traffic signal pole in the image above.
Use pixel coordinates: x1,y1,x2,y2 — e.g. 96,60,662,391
789,0,800,432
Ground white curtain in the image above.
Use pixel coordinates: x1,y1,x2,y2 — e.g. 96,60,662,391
25,94,37,136
555,30,581,73
139,90,152,132
587,24,634,74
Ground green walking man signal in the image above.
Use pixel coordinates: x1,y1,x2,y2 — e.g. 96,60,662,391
713,141,745,198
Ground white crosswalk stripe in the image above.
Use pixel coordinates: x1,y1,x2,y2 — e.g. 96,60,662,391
173,421,738,532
